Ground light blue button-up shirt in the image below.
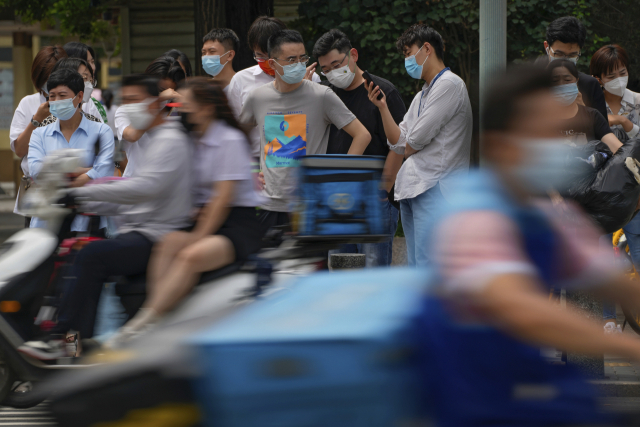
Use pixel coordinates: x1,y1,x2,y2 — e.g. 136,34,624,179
28,114,114,231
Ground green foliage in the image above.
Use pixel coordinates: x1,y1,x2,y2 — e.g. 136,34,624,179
292,0,608,103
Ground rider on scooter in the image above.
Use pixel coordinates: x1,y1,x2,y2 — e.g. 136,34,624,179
19,74,193,360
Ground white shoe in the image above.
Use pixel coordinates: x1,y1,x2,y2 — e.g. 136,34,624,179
604,321,622,334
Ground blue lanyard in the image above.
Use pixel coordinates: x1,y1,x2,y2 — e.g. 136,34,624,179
418,67,450,117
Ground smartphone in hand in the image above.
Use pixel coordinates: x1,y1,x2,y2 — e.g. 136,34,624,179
362,70,383,100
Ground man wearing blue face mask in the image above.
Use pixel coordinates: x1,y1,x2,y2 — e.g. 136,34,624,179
27,68,114,231
201,28,239,89
240,29,371,231
367,24,472,267
540,16,608,120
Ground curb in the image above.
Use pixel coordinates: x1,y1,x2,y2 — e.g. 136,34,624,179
592,380,640,397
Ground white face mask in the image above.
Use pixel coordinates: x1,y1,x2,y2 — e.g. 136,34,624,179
604,76,628,97
324,56,356,89
83,81,94,103
119,98,157,130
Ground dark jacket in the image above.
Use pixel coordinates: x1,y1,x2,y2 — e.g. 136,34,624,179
577,72,608,120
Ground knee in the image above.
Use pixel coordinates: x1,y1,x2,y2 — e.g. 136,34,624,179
175,245,203,268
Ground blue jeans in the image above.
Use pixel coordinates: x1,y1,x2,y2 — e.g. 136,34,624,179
336,200,399,267
400,183,443,267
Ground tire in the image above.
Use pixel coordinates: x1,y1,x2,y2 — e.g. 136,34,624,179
1,382,46,409
0,357,15,403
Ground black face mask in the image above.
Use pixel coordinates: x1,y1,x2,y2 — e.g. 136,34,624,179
180,112,196,133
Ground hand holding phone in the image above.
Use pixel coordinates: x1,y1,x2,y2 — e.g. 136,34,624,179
363,70,383,100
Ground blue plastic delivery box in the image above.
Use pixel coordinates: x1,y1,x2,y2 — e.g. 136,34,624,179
295,155,386,236
189,268,433,427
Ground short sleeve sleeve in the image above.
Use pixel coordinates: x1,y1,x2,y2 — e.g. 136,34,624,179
114,106,131,141
435,210,537,295
210,130,252,182
10,96,31,151
592,109,613,140
322,88,355,129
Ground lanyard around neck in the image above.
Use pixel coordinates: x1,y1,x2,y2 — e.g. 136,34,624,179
418,67,450,117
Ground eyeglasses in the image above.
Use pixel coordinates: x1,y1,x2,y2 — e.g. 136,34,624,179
253,53,269,63
320,53,349,75
549,46,581,59
272,55,310,66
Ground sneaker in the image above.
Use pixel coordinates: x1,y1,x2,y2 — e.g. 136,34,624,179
604,322,622,335
18,337,68,360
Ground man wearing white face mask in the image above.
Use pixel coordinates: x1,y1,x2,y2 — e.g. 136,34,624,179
20,74,193,359
201,28,238,89
314,29,406,267
367,24,472,267
27,68,114,231
240,29,371,231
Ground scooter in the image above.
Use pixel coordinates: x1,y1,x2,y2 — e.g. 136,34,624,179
0,149,352,409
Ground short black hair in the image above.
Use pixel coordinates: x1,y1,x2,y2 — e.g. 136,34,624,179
547,58,579,80
122,74,160,97
248,16,286,53
203,28,240,53
396,24,444,60
267,29,304,58
483,64,553,131
312,29,352,59
164,49,193,78
46,68,85,96
52,57,94,81
546,16,587,49
63,41,96,65
144,56,185,84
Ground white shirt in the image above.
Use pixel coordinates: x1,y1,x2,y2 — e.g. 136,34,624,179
606,88,640,139
82,100,104,124
106,104,118,136
114,105,150,178
226,64,321,157
192,120,263,207
389,70,472,201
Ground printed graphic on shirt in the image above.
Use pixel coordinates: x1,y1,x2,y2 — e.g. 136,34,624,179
560,129,588,146
264,114,307,168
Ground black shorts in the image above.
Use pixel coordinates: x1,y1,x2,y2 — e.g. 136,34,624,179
216,207,264,261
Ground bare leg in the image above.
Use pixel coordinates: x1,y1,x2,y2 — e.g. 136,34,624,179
144,235,235,314
146,231,196,299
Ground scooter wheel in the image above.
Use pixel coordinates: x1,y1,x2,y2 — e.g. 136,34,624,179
0,360,14,403
1,382,46,408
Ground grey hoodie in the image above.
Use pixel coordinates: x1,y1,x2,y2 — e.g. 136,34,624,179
75,120,193,242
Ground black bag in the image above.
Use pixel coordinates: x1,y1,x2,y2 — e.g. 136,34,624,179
565,138,640,233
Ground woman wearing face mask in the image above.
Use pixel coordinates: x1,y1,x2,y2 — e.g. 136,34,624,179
64,41,108,124
39,58,103,125
590,44,639,141
548,59,622,154
106,78,264,345
10,45,67,226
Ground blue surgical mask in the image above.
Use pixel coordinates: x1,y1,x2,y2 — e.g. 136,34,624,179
275,62,307,84
404,45,429,80
202,51,230,77
551,82,579,106
49,94,79,121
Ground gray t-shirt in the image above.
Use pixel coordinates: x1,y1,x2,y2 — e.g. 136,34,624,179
240,79,356,212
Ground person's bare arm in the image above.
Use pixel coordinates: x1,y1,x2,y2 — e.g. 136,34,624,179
192,180,234,239
343,119,371,155
122,126,145,143
367,82,401,145
601,133,623,154
382,151,403,192
14,101,49,158
479,274,640,360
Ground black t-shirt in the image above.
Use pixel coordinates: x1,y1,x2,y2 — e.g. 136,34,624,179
322,74,406,156
560,104,612,145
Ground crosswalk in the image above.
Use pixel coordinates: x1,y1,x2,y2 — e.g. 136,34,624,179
0,403,56,426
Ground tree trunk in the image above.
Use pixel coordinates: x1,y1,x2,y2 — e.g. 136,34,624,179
193,0,274,75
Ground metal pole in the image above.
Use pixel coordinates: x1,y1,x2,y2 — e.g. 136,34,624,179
479,0,507,164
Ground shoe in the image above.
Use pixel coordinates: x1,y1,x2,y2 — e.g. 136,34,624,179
604,322,622,335
18,337,69,360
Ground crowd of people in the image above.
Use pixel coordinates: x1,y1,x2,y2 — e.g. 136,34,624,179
8,13,640,410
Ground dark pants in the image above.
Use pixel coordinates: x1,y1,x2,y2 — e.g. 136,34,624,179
53,232,153,338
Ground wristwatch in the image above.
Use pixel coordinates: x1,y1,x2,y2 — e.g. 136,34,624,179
30,116,41,127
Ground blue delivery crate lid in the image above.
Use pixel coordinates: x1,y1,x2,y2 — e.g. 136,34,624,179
190,268,433,345
301,155,385,170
